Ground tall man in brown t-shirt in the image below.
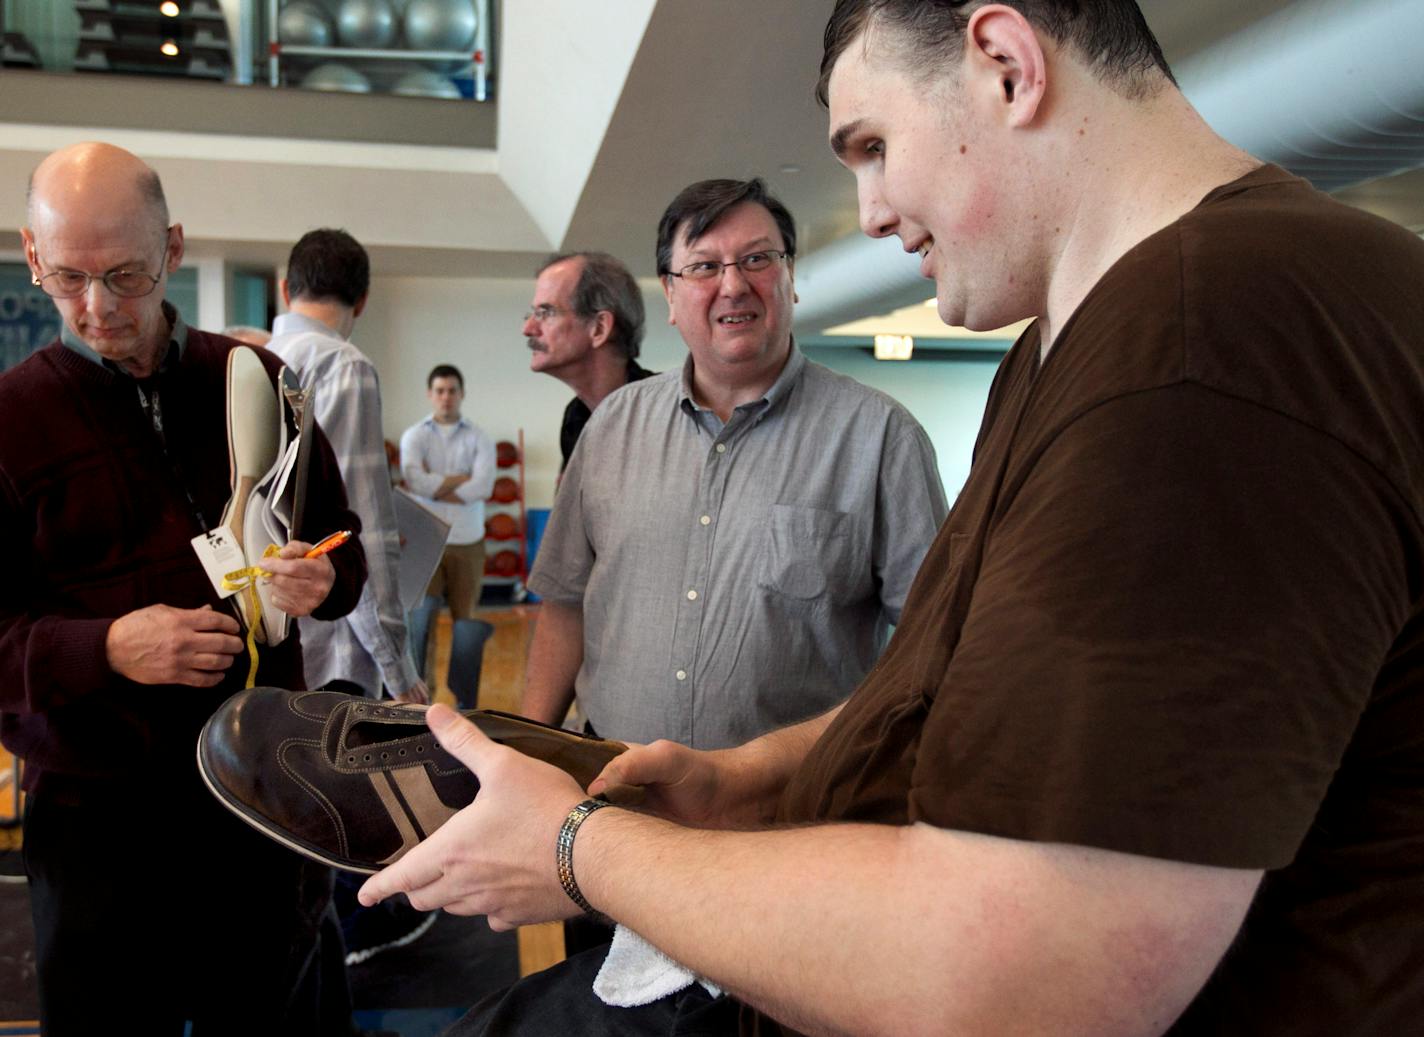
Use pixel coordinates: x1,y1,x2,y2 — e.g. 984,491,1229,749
357,3,1424,1035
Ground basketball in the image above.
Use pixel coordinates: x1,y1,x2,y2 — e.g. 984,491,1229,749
485,513,519,540
491,476,519,502
485,550,520,576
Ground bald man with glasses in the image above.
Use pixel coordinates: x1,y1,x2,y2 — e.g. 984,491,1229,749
2,142,366,1034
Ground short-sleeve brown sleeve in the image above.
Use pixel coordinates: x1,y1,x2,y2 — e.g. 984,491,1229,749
908,383,1413,868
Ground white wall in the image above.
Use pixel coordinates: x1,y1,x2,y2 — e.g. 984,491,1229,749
354,275,1002,510
354,275,690,509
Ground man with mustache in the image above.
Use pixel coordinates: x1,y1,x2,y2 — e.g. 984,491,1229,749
523,250,654,474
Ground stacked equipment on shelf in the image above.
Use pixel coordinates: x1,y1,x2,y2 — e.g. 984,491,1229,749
75,0,232,79
483,431,526,589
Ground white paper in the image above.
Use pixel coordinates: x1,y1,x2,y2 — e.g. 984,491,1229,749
394,487,452,613
267,435,302,528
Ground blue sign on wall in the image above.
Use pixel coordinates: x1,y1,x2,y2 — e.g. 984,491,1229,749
0,264,61,372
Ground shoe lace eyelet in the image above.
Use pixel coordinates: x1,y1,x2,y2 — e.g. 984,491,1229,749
398,749,406,756
363,754,372,762
416,745,424,753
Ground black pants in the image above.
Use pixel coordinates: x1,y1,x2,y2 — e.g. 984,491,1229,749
445,945,740,1036
23,776,333,1036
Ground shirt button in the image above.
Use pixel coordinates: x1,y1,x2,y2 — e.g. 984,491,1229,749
699,515,711,526
675,669,687,681
715,443,727,454
686,589,698,601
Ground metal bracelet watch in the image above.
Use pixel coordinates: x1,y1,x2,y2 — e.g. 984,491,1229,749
557,797,613,914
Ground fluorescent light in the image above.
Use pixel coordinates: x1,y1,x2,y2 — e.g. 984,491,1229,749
825,298,1030,341
874,334,914,360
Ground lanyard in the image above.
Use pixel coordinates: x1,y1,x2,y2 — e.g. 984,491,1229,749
134,379,165,446
135,376,209,533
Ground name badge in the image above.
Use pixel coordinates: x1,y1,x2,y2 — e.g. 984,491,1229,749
191,525,246,598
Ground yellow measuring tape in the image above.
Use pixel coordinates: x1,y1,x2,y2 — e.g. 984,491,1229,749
221,543,281,688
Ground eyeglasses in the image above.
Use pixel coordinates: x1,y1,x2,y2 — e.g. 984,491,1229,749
667,250,791,282
524,304,567,323
31,235,171,300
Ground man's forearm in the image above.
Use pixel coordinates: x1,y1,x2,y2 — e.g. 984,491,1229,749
0,611,114,713
343,537,419,694
576,813,1256,1037
521,600,583,726
721,705,843,823
579,813,938,1035
435,473,469,498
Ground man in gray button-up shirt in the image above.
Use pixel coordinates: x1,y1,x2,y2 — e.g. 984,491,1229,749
525,178,946,749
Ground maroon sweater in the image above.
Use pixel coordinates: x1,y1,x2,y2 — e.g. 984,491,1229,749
0,331,366,794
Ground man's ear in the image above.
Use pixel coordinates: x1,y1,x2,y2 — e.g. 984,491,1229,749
965,4,1048,126
588,309,614,348
353,294,368,318
280,279,292,308
20,228,39,282
662,276,678,326
167,223,186,271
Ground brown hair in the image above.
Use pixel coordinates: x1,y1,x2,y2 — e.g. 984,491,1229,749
655,178,797,278
817,0,1175,106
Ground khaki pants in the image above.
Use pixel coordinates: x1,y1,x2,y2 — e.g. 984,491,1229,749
425,540,486,620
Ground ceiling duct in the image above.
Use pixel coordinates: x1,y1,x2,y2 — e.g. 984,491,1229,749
794,0,1424,334
1178,0,1424,191
793,231,927,336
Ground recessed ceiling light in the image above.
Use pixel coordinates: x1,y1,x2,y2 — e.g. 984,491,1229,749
160,39,180,56
779,164,801,175
160,1,180,15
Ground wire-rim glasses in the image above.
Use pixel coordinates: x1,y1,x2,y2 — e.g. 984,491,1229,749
31,232,172,299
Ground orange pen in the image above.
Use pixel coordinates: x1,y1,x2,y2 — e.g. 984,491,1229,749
304,530,353,558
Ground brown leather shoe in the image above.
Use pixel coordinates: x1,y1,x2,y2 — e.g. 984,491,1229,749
198,687,628,874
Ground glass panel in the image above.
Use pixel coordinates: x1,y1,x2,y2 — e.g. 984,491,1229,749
0,1,494,100
167,267,199,323
2,0,80,71
0,262,61,373
230,268,274,330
